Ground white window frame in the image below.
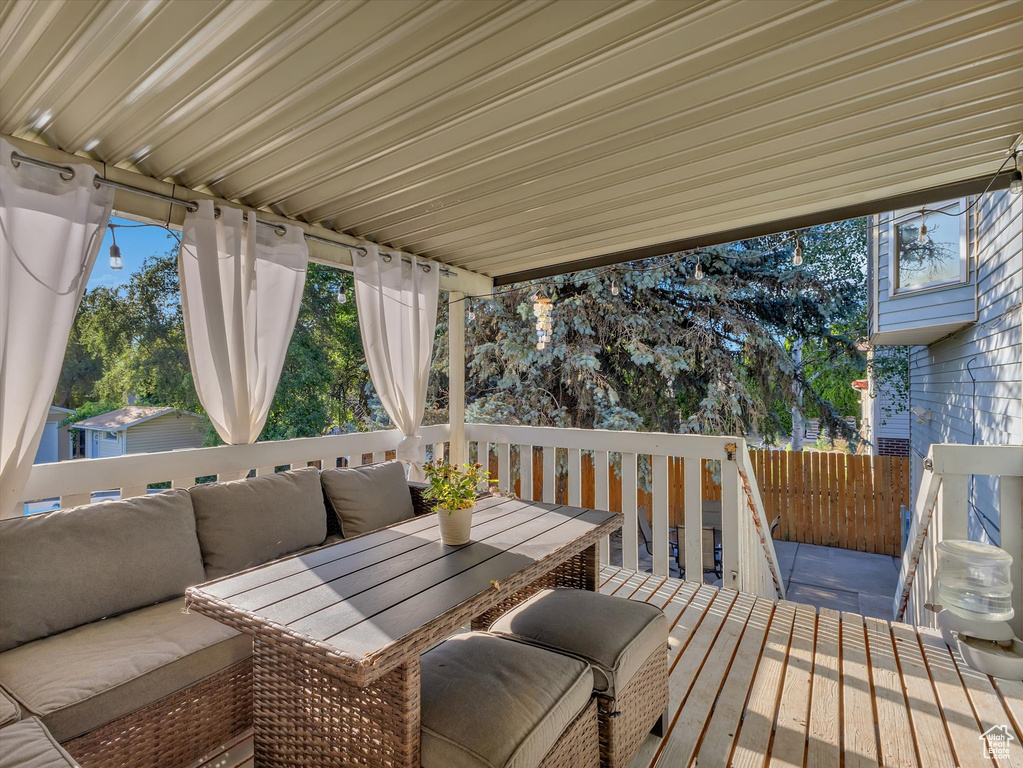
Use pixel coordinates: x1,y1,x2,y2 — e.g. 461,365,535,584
103,430,118,441
887,198,969,297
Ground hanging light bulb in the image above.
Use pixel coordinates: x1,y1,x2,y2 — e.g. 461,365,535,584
918,209,928,243
694,258,703,280
611,275,619,296
1010,152,1022,195
108,227,123,271
792,236,803,266
467,302,475,321
336,286,347,304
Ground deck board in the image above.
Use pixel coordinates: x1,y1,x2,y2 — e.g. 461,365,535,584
200,565,1023,768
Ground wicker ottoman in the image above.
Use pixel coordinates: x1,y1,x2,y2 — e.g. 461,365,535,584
0,718,81,768
420,632,599,768
489,588,669,768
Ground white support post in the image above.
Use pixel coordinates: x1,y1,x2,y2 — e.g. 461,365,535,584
1000,476,1023,638
622,452,639,572
518,445,533,501
684,458,703,579
448,291,467,466
568,448,581,507
542,447,556,504
498,442,511,495
721,458,740,591
938,473,969,541
651,454,669,577
594,449,610,563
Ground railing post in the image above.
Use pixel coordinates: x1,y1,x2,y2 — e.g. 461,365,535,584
721,454,740,591
1001,476,1023,638
567,448,581,507
651,454,669,576
542,447,556,504
622,452,639,572
518,445,533,501
683,458,703,579
448,291,467,466
938,473,969,542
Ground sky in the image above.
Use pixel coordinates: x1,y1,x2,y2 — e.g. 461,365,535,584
88,216,179,290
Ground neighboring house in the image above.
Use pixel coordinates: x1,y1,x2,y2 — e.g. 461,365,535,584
852,347,911,457
74,406,205,459
33,405,73,464
867,190,1022,543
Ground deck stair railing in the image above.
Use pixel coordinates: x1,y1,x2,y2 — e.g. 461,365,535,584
465,424,785,600
895,444,1023,635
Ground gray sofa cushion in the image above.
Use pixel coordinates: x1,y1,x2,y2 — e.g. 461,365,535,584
0,599,251,743
0,686,19,728
420,632,592,768
321,461,415,538
189,466,327,579
0,718,80,768
489,588,667,698
0,490,206,652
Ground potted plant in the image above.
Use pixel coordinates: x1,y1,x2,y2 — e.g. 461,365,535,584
424,462,495,545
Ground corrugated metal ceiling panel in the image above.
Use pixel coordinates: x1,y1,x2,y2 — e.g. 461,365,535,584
2,0,1021,280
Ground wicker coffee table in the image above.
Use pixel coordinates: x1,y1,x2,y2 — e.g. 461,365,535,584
186,496,621,768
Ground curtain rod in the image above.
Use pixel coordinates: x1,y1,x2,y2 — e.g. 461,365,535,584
10,151,455,277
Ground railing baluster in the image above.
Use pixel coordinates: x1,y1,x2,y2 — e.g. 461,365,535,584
120,485,146,499
684,457,703,580
498,442,511,495
622,452,639,572
721,458,740,591
60,492,90,508
542,447,556,504
594,449,610,564
256,466,274,476
171,478,192,489
651,454,669,577
567,448,581,507
518,445,533,501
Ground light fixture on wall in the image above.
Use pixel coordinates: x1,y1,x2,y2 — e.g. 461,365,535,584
1010,152,1022,195
910,405,931,424
108,226,123,270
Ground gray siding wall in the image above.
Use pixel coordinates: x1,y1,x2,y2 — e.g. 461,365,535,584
874,210,977,336
125,413,205,454
907,191,1022,544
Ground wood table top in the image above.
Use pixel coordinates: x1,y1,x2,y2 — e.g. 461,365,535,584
187,496,621,682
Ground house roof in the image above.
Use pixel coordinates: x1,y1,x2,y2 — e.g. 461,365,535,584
73,406,200,431
2,1,1020,284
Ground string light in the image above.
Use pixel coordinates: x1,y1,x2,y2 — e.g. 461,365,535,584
108,226,123,270
1010,152,1022,196
792,235,803,266
467,299,475,321
532,292,553,350
918,209,928,243
611,276,619,296
694,257,703,280
336,287,347,304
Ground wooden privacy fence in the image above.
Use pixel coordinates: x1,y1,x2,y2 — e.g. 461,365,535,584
491,448,909,557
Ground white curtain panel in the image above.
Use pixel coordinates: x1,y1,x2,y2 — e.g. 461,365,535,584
179,200,308,446
353,244,440,480
0,141,113,518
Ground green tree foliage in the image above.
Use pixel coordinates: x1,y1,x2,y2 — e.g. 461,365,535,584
59,245,372,443
457,221,867,442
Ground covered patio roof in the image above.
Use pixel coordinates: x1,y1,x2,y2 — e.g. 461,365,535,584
2,0,1020,285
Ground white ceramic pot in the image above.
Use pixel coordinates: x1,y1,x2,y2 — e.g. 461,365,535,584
437,504,475,545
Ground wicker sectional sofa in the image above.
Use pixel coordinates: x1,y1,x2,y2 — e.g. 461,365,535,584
0,462,429,768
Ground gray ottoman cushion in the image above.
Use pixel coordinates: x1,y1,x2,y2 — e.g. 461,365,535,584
490,588,667,698
321,461,415,537
420,632,592,768
0,686,19,728
190,466,327,579
0,718,79,768
0,490,205,652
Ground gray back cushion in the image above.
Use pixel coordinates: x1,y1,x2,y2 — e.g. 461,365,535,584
0,490,205,652
321,461,415,538
189,466,327,579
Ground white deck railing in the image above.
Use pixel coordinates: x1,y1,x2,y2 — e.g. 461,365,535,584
895,444,1023,635
465,424,785,600
20,425,451,511
20,422,784,600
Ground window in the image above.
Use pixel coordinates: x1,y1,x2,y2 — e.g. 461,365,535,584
104,431,118,441
890,200,967,294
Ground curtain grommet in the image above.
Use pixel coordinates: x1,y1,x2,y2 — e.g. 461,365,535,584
382,252,393,263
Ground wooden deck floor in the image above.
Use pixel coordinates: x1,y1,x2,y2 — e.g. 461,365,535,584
599,566,1023,768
